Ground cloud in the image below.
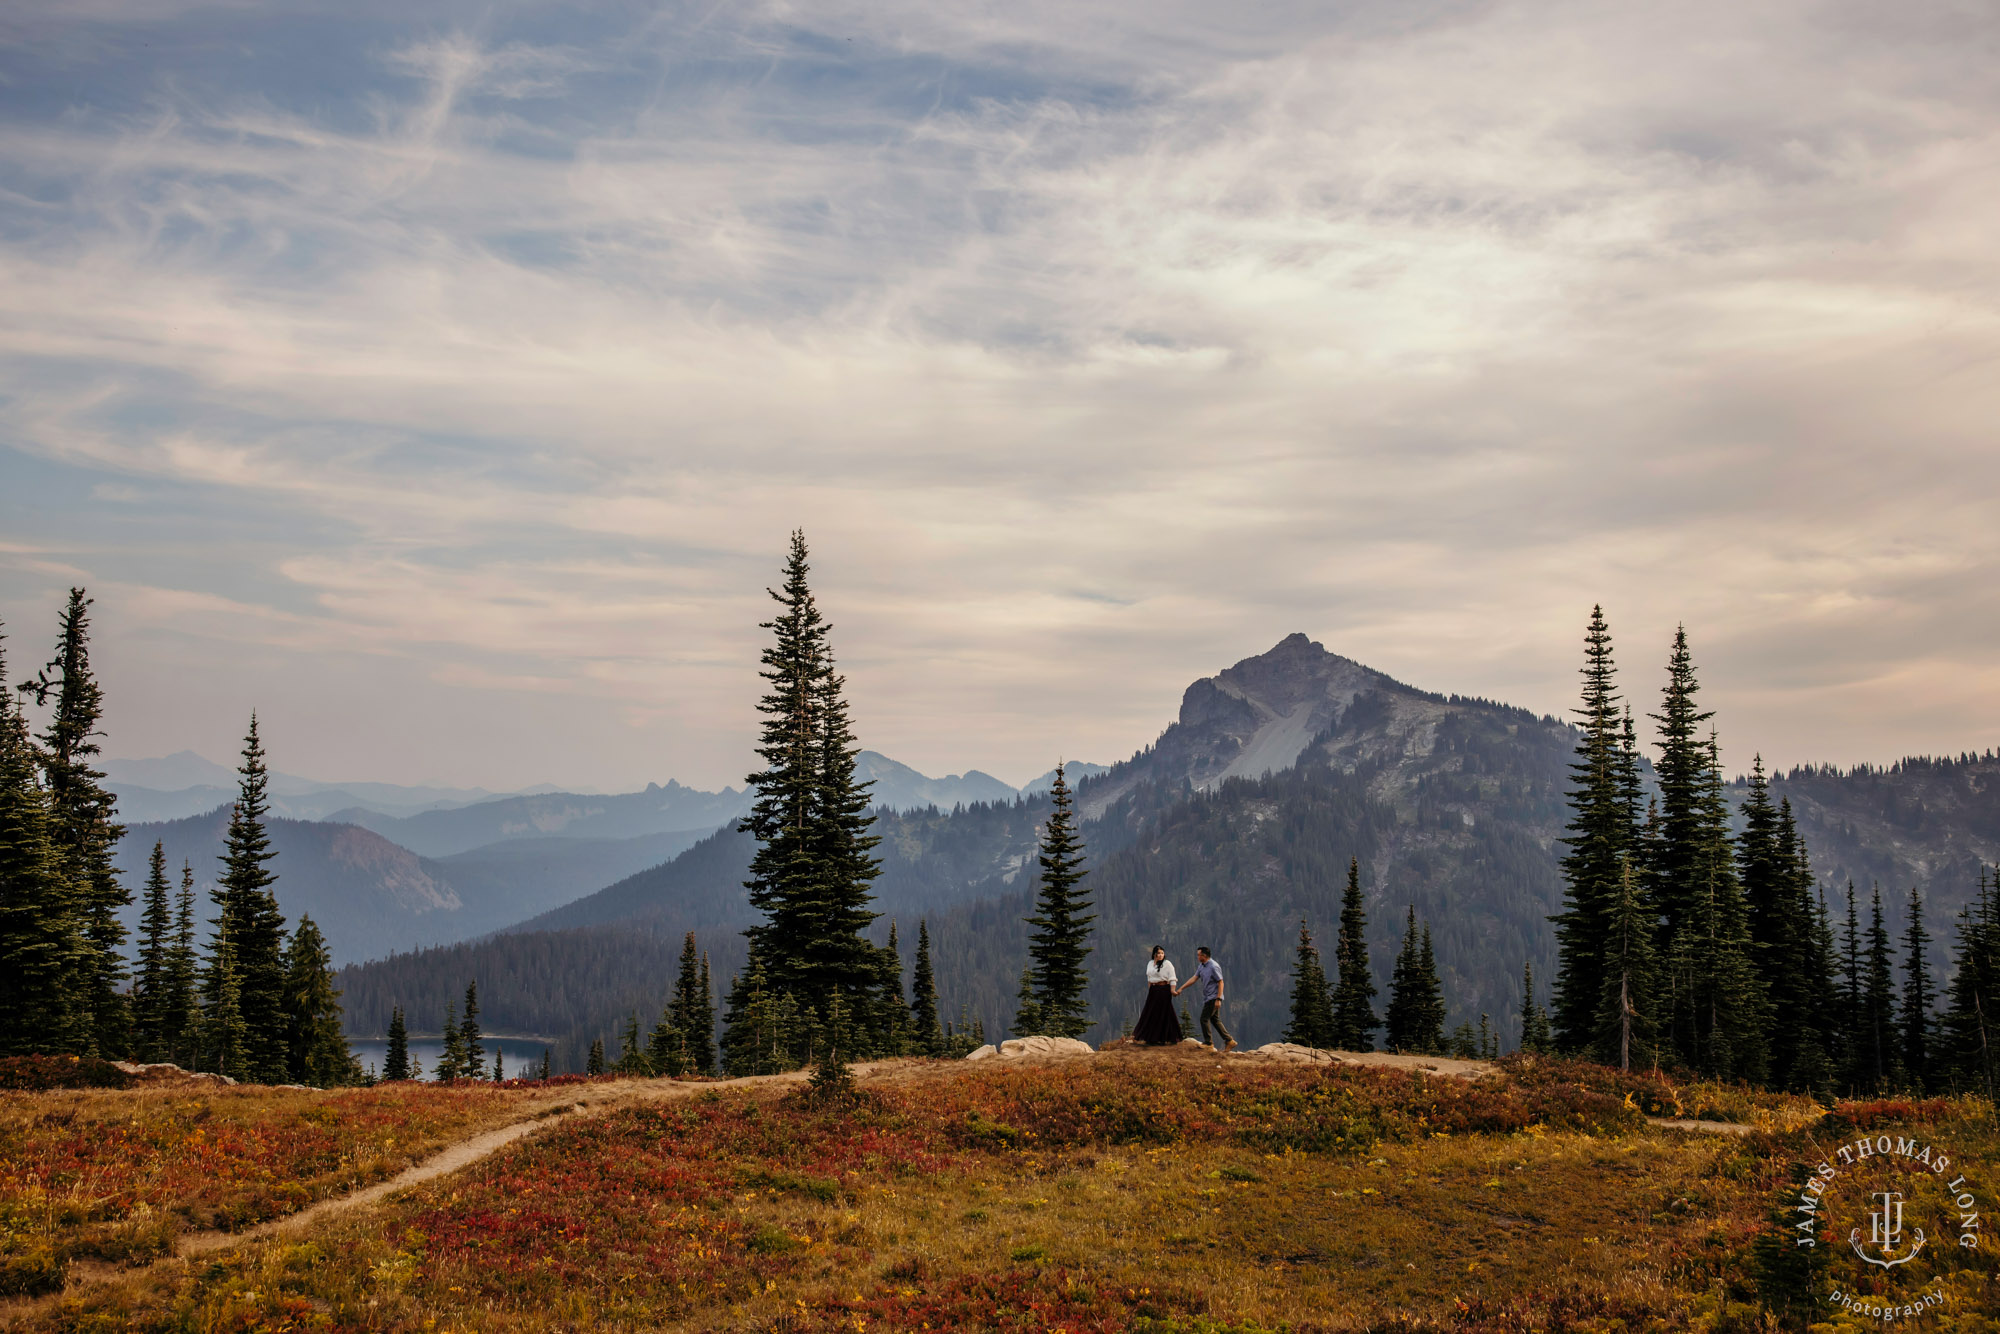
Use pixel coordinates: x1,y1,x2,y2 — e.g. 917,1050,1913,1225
1,1,1997,789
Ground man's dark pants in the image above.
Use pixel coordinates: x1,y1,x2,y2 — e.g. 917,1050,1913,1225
1200,998,1233,1050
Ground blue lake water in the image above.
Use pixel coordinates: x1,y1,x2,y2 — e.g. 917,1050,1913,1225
346,1036,557,1080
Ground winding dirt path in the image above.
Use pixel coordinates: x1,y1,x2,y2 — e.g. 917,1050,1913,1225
0,1066,825,1324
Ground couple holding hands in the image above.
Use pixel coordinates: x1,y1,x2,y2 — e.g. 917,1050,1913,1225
1133,944,1235,1051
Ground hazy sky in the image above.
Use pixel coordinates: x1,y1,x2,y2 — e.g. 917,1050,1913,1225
2,0,1996,793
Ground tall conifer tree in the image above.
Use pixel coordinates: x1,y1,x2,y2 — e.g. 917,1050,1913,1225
460,981,484,1080
133,842,174,1060
1385,908,1441,1054
208,716,289,1081
1942,869,2000,1100
910,918,943,1056
1284,918,1336,1048
283,916,357,1086
0,624,82,1055
1901,886,1933,1093
1860,887,1897,1092
693,952,716,1075
1020,764,1094,1039
1552,607,1638,1052
1329,858,1379,1050
1647,627,1713,944
18,590,128,1056
160,863,200,1066
730,532,886,1064
384,1006,411,1082
436,1000,464,1081
1417,926,1447,1052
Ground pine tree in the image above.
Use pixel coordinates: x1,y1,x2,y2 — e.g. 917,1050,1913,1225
1283,917,1336,1048
1942,869,2000,1100
1794,885,1841,1097
909,918,943,1056
1329,858,1378,1050
692,952,716,1075
1385,909,1429,1053
875,920,913,1055
1901,885,1933,1093
650,933,705,1075
283,916,358,1087
1598,860,1656,1072
493,1049,504,1081
436,1000,464,1081
208,716,289,1082
0,628,82,1056
1011,966,1043,1038
585,1037,606,1076
133,842,173,1061
538,1049,551,1081
1020,764,1094,1039
384,1006,411,1081
730,532,886,1064
1739,759,1810,1085
1860,887,1897,1092
1519,961,1552,1054
1416,925,1447,1053
160,863,199,1066
1681,732,1767,1082
460,981,484,1080
1552,607,1639,1053
614,1012,650,1075
202,935,250,1081
17,590,129,1057
1646,627,1713,944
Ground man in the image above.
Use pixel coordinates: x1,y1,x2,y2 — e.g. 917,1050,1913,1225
1176,946,1236,1052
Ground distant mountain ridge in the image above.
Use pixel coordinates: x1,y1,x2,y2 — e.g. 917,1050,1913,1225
109,750,1102,967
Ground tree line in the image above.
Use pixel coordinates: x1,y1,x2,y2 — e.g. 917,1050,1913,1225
1549,605,1999,1095
0,591,357,1085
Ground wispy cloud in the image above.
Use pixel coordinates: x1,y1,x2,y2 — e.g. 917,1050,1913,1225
1,0,1996,788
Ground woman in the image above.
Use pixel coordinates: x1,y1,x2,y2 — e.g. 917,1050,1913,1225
1132,945,1184,1045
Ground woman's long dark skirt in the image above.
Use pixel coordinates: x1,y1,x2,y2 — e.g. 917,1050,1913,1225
1133,981,1182,1045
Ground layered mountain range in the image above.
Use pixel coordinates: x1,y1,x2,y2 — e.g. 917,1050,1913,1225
333,634,2000,1071
107,748,1104,966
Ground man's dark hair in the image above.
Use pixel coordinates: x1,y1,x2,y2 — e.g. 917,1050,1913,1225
1197,946,1212,957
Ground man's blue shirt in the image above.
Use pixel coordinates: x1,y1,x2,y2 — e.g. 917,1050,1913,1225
1193,959,1223,1002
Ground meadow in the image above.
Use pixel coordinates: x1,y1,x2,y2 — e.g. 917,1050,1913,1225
4,1050,1998,1332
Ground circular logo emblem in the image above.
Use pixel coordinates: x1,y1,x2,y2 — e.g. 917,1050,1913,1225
1782,1130,1992,1322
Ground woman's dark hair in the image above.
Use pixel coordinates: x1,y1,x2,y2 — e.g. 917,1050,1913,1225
1150,944,1165,958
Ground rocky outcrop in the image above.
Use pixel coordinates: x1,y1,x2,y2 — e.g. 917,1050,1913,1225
963,1036,1096,1060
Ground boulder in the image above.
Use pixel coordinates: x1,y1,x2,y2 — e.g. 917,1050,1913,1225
1252,1042,1340,1064
964,1044,998,1061
995,1036,1096,1059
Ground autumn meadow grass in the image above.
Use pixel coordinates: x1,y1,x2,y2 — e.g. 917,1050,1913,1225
8,1051,1999,1332
0,1070,573,1298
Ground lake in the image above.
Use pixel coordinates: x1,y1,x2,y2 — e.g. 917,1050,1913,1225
346,1036,558,1080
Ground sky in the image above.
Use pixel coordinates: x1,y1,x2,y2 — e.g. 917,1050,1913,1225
1,0,1996,794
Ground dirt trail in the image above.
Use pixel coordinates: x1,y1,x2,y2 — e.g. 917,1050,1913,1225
1646,1116,1756,1137
1,1066,822,1322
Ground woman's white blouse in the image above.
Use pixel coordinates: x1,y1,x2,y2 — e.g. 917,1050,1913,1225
1147,959,1177,986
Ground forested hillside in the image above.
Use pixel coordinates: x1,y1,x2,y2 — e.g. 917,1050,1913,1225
332,635,2000,1072
1769,753,2000,938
